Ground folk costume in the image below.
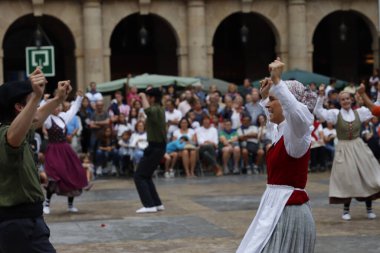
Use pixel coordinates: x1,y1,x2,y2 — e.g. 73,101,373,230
237,80,317,253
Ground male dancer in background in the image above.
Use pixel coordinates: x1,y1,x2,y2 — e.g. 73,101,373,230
134,88,167,213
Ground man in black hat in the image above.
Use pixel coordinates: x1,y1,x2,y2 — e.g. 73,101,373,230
134,87,167,213
0,67,71,252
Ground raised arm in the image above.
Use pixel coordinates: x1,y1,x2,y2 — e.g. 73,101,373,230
7,68,46,147
33,80,72,129
313,86,339,124
60,90,83,124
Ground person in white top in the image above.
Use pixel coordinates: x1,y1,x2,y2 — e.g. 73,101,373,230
165,99,182,140
85,82,103,110
43,87,89,215
130,121,148,166
314,86,380,221
172,118,197,177
237,58,316,253
195,116,222,176
322,121,337,168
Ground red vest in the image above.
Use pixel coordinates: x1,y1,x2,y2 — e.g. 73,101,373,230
266,136,310,205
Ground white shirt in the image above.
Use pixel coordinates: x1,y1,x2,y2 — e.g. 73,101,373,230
259,80,313,158
237,125,259,143
195,126,219,145
115,123,132,138
178,100,191,116
313,96,373,124
85,92,103,104
231,108,242,129
173,128,195,142
130,132,148,149
165,109,182,135
44,96,83,130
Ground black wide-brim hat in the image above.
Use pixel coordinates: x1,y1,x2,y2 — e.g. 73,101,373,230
0,80,33,108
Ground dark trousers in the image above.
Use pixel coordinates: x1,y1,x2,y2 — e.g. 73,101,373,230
134,145,165,208
0,216,56,253
199,144,217,167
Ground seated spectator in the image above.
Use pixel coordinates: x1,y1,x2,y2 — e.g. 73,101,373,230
361,117,380,160
191,99,207,124
165,99,182,140
128,107,139,131
173,117,197,177
126,83,141,107
231,95,244,129
323,121,336,168
178,89,195,116
196,116,222,176
165,84,180,105
95,127,119,176
164,136,190,178
226,83,239,101
186,111,201,130
310,118,326,172
238,115,263,174
130,121,148,166
220,95,233,121
114,113,132,139
245,88,265,126
219,119,241,174
89,100,110,154
257,114,272,153
132,100,146,122
118,130,133,176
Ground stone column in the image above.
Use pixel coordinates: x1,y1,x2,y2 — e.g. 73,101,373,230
288,0,308,70
177,46,189,76
75,48,85,91
187,0,208,77
82,0,104,85
103,47,111,82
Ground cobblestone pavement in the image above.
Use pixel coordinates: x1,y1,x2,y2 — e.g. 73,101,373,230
44,172,380,253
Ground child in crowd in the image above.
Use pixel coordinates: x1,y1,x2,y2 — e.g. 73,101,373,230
164,136,189,178
118,130,133,176
81,153,94,191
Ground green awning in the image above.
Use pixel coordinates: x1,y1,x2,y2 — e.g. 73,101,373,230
96,74,201,93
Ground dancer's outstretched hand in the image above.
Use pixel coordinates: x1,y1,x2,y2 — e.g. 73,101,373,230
318,85,325,97
29,67,47,99
259,78,272,99
56,80,72,103
269,57,285,84
357,83,366,95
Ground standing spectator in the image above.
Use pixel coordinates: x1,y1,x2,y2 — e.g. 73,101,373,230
239,78,253,99
245,89,265,126
369,68,380,100
219,119,241,174
314,86,380,220
226,83,239,101
133,88,167,214
191,99,207,124
85,82,103,110
89,100,110,154
196,116,222,176
193,82,206,105
109,91,130,124
163,136,189,178
165,99,182,140
78,96,93,153
325,78,336,98
128,107,139,131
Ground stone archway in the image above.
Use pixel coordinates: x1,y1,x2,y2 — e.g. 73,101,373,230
110,13,178,80
2,14,76,94
313,10,373,82
212,12,277,84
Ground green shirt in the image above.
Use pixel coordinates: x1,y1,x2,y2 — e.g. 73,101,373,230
219,129,239,148
145,105,167,143
0,125,44,207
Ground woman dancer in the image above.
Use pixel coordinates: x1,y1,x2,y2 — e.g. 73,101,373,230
314,85,380,220
43,87,88,214
237,59,316,253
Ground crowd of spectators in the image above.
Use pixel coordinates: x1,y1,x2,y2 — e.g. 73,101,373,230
41,74,380,180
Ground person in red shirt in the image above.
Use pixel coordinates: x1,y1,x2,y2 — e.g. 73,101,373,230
237,59,317,253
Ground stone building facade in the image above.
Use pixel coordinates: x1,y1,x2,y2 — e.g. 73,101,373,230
0,0,379,91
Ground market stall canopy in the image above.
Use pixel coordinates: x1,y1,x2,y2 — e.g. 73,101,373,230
252,69,349,90
96,73,201,93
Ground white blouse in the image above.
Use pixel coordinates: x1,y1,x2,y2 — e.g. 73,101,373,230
260,80,313,158
44,96,83,130
313,96,373,124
